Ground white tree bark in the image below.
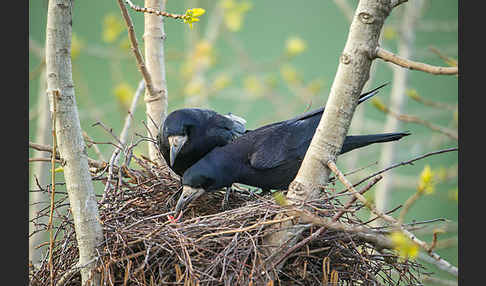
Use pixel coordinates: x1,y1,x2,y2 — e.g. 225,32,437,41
264,0,394,273
290,0,392,203
144,0,168,164
45,0,103,284
29,68,51,266
374,0,425,224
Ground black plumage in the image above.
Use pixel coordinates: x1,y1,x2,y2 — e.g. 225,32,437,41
175,83,410,215
157,108,246,176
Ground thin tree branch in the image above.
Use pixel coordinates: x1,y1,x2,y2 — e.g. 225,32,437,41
407,90,457,111
124,0,185,19
429,46,458,67
29,158,62,163
120,80,145,145
83,131,106,162
375,47,458,75
398,191,422,224
55,257,98,286
29,142,106,170
327,160,458,277
353,147,458,188
103,79,145,199
116,0,157,100
374,103,458,140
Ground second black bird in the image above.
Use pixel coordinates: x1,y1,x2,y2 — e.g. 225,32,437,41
174,84,410,215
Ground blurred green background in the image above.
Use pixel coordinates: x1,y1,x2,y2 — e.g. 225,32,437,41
29,0,458,284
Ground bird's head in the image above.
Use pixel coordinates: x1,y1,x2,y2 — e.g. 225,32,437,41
162,109,202,166
174,185,206,217
174,159,220,217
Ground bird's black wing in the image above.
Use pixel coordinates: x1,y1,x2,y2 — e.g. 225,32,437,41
249,117,317,170
247,83,389,170
204,112,247,143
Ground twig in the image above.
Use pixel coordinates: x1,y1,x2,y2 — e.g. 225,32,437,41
29,158,63,163
102,80,145,200
375,47,458,75
55,257,98,286
91,121,124,148
29,142,105,170
270,175,383,269
327,160,458,277
83,131,106,162
124,0,185,19
353,147,458,188
429,46,458,67
294,208,394,251
120,80,145,145
116,0,157,100
380,107,458,140
398,191,422,224
428,229,444,253
195,216,297,243
407,90,457,111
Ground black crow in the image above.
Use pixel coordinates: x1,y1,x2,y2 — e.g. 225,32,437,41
157,108,246,176
174,84,410,215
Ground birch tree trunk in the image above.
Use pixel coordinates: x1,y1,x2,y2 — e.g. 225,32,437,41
144,0,168,165
373,0,425,225
45,0,103,284
264,0,394,274
29,68,51,266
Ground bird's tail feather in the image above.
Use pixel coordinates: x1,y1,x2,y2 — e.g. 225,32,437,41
340,131,410,154
357,82,389,105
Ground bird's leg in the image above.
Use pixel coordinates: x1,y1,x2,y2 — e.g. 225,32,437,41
222,187,232,211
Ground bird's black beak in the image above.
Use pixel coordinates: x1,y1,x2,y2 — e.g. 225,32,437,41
174,185,206,217
168,135,188,167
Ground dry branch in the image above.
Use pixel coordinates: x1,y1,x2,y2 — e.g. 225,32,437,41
375,47,458,75
116,0,157,100
376,103,458,140
124,0,185,19
327,160,458,277
29,142,105,170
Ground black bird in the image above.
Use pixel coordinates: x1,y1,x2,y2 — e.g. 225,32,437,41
157,108,247,176
175,84,410,215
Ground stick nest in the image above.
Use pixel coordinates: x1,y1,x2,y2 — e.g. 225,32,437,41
29,156,426,285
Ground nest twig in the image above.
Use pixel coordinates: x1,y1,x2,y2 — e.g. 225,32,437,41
29,154,427,286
